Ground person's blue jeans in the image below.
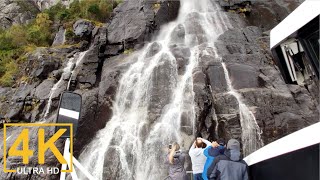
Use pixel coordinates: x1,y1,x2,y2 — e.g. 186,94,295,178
193,173,204,180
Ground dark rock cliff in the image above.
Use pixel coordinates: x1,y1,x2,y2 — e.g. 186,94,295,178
0,0,39,29
0,0,318,179
0,0,181,179
194,25,318,145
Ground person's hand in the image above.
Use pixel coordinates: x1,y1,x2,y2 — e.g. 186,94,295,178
163,147,170,153
197,137,204,143
172,144,177,151
211,141,219,148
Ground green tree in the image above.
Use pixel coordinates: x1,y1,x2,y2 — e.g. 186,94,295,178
7,25,28,47
45,2,65,20
27,25,42,45
0,30,14,51
98,0,113,21
88,3,100,14
57,9,71,21
27,13,53,46
69,0,81,19
36,13,52,31
88,3,101,20
0,61,18,86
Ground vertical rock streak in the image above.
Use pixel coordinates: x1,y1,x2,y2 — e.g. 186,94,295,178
62,29,66,45
221,62,263,156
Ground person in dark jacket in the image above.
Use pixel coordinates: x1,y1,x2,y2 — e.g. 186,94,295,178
165,142,188,180
207,139,248,180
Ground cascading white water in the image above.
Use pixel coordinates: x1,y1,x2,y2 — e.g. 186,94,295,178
221,62,263,156
67,50,87,90
79,1,234,179
43,60,74,119
43,51,87,119
62,29,66,45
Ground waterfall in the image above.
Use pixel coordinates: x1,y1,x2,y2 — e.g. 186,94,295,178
78,0,254,179
67,50,87,90
43,59,74,119
43,51,87,120
221,62,263,156
62,29,66,45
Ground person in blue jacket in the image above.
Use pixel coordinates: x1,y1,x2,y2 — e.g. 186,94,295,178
202,139,225,180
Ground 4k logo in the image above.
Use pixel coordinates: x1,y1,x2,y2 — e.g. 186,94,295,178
3,123,73,173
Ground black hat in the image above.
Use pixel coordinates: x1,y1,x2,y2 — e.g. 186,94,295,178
217,138,225,146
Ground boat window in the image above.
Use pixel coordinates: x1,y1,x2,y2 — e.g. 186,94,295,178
298,16,319,78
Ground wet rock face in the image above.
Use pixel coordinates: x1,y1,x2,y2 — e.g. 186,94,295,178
192,69,215,138
74,54,131,157
73,19,95,38
207,64,228,94
170,45,190,75
246,0,303,31
195,25,319,145
73,88,100,156
103,147,122,178
27,48,66,80
34,79,55,100
0,0,181,170
52,27,66,46
148,54,177,124
32,0,72,11
146,42,162,58
170,24,186,45
74,46,100,86
0,46,77,123
69,27,109,89
0,1,318,179
3,86,30,121
107,0,180,47
34,61,60,80
0,0,39,29
218,0,303,31
0,1,173,179
227,63,260,89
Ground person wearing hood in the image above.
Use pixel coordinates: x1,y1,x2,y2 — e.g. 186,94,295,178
189,137,211,180
207,139,248,180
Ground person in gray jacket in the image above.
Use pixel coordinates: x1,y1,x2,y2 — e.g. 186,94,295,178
165,142,188,180
207,139,248,180
189,137,212,180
